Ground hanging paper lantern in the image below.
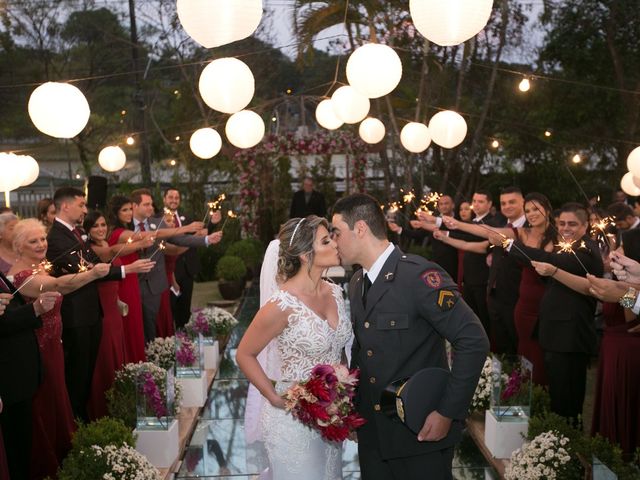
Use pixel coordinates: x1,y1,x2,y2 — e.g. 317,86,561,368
359,118,386,144
199,58,255,114
626,146,640,177
400,122,431,153
98,146,126,172
225,110,265,149
620,172,640,196
346,44,403,99
315,99,344,130
0,153,26,192
428,110,467,148
19,155,39,186
331,86,370,124
190,128,222,159
28,82,90,138
177,0,263,48
409,0,494,46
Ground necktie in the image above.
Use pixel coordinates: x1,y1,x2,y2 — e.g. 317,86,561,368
72,228,85,246
138,221,146,232
362,274,372,307
507,222,513,228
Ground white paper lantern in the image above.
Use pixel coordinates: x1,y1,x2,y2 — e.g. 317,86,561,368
410,0,494,46
428,110,467,148
359,118,386,144
331,86,370,124
400,122,431,153
98,146,126,172
19,155,39,186
346,44,403,99
225,110,265,149
190,128,222,159
199,58,255,114
620,172,640,196
28,82,90,138
177,0,262,48
315,99,344,130
0,153,26,192
626,146,640,177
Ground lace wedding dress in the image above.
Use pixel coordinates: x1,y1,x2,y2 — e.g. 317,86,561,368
260,282,352,480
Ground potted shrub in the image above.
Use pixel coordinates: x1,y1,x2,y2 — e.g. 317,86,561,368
227,239,263,279
215,255,246,300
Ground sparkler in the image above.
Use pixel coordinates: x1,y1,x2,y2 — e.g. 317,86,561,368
148,241,166,260
109,236,134,263
220,210,237,232
202,193,226,223
11,260,53,296
156,207,175,230
590,216,614,250
554,239,589,274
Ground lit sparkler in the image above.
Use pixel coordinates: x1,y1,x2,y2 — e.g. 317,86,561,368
220,210,237,232
148,241,166,261
12,260,54,296
202,193,226,223
110,236,134,263
555,239,589,273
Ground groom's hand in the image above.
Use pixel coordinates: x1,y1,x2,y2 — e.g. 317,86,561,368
417,410,452,442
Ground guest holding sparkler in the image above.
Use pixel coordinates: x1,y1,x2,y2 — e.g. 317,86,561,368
46,187,127,423
9,218,111,479
0,213,18,274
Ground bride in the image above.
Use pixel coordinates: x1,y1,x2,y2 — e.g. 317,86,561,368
236,215,352,480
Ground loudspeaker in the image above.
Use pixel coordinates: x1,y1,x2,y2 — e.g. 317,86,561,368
87,175,108,210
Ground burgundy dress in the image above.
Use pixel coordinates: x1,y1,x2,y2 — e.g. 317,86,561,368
13,271,76,480
108,228,146,363
156,254,176,338
513,265,547,385
87,256,126,419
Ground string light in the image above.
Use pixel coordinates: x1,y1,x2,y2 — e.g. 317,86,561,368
174,135,180,141
491,139,500,149
572,154,581,164
125,136,135,145
170,159,176,166
518,78,531,92
544,130,552,137
120,110,127,116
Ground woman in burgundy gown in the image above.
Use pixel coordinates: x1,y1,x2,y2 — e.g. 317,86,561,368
8,219,110,479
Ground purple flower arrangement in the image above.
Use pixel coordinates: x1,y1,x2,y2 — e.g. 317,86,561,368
140,370,168,419
175,332,197,367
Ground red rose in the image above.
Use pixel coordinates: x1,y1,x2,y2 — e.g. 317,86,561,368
321,424,349,442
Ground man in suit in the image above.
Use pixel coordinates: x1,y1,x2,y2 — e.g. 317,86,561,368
163,187,221,329
131,188,223,341
0,272,59,479
289,176,326,218
331,193,489,480
608,202,640,246
46,187,124,420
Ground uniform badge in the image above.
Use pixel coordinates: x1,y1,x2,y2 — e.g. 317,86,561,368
436,290,457,311
421,269,442,288
384,272,394,281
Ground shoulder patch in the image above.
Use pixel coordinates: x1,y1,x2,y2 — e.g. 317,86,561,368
436,290,458,311
421,269,442,288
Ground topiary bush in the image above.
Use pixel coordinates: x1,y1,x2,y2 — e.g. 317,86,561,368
215,255,247,282
227,239,262,270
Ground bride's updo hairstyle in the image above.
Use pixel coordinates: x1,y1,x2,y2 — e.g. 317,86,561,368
277,215,329,282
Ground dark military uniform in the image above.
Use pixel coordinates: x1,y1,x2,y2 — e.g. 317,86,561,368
350,247,489,480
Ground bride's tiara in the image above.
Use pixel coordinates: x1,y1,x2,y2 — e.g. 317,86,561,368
289,218,306,246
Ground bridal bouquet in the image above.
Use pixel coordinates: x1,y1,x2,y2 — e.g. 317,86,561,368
283,364,366,442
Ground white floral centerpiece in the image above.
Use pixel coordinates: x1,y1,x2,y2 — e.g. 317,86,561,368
145,337,176,371
504,430,572,480
91,444,161,480
470,356,492,413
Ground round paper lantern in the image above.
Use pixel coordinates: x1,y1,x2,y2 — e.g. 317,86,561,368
409,0,494,46
331,86,370,124
19,155,39,186
190,128,222,159
315,99,343,130
225,110,265,149
346,44,403,98
359,118,386,144
400,122,431,153
28,82,90,138
428,110,467,148
0,153,26,192
620,172,640,196
177,0,262,48
199,58,255,114
98,146,126,172
626,146,640,177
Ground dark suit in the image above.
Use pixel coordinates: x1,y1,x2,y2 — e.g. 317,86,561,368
621,228,640,262
510,237,603,422
171,212,201,329
0,272,42,480
46,220,122,420
350,247,489,479
399,225,459,282
289,190,326,218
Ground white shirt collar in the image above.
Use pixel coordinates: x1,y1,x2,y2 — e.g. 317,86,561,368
473,212,489,223
511,214,527,228
55,217,75,231
631,217,640,230
363,243,395,284
134,217,148,231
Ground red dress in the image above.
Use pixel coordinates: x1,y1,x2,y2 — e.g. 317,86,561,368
87,256,126,420
513,265,547,385
13,271,76,480
108,228,146,363
156,254,176,338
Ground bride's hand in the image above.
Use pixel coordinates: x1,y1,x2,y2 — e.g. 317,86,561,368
269,395,286,409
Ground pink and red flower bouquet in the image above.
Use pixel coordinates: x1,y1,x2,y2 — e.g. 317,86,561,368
283,364,366,442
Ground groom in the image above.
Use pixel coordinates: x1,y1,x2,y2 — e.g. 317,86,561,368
332,193,489,480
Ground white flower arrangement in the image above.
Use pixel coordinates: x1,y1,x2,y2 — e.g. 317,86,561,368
504,430,572,480
92,443,160,480
145,337,176,371
186,306,239,337
470,356,493,412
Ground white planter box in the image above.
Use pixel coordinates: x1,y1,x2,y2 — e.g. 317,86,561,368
178,374,208,407
203,341,220,370
135,419,179,468
484,409,528,459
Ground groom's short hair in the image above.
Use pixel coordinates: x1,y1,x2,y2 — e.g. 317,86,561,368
332,193,387,240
